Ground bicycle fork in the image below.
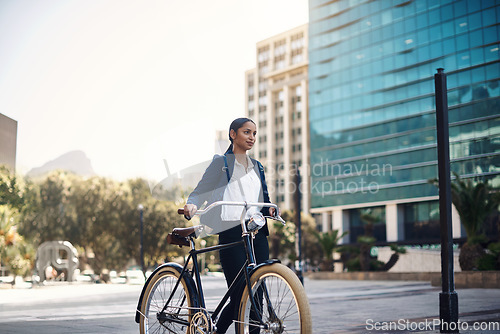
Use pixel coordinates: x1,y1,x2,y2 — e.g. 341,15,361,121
242,233,276,332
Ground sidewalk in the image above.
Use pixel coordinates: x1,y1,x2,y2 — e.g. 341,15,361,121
305,278,500,333
0,281,143,305
1,277,499,333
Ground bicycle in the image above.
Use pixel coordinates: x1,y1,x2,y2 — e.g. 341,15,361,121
135,201,312,334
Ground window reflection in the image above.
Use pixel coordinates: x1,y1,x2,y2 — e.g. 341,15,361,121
309,0,500,207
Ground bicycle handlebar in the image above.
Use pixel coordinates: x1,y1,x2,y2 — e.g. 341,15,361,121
178,201,285,224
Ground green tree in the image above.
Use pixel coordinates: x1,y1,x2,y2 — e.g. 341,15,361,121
268,210,321,268
18,171,76,243
268,210,296,264
0,166,24,210
13,171,192,278
358,209,382,271
142,200,189,266
69,176,124,274
429,174,500,270
338,209,405,272
313,229,348,271
0,167,35,279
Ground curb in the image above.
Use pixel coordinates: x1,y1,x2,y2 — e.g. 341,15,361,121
305,271,500,289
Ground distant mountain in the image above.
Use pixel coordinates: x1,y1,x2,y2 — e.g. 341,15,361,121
27,150,96,178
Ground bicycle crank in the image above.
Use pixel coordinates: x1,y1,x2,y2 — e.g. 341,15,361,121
189,311,213,334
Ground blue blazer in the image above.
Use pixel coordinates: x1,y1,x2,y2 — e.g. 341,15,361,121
187,149,271,236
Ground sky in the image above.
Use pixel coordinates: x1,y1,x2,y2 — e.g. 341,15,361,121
0,0,308,181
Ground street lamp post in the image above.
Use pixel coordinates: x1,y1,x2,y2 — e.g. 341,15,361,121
294,167,304,285
434,68,459,333
200,239,207,273
138,204,144,274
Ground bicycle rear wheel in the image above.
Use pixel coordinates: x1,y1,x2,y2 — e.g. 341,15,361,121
139,265,197,334
237,263,312,334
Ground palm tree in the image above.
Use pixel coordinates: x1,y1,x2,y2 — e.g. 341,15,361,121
429,174,500,270
313,229,348,271
359,209,382,271
359,208,381,237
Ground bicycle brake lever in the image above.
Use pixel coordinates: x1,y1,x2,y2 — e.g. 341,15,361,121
265,215,286,226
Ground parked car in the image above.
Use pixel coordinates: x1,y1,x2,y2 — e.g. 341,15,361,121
126,267,145,285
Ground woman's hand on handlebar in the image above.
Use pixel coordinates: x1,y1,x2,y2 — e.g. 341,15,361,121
183,204,197,220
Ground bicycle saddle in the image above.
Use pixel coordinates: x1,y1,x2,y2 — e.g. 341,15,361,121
172,226,202,238
167,226,203,247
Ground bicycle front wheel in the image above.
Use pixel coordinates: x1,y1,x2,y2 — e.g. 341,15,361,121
237,263,312,334
139,265,197,334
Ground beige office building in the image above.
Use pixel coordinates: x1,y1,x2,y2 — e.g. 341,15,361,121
0,113,17,171
245,24,309,212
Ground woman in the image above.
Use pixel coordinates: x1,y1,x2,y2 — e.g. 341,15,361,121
183,117,275,334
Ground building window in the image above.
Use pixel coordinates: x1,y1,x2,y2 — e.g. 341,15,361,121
295,85,302,97
291,48,304,64
291,32,304,50
403,201,440,242
348,207,387,243
274,39,286,56
258,78,267,93
258,95,267,107
291,32,304,65
274,39,286,70
258,45,270,62
247,74,254,94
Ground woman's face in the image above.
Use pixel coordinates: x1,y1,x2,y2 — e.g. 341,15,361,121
231,121,256,153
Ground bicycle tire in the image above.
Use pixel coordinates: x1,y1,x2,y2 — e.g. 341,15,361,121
237,263,312,334
139,265,197,334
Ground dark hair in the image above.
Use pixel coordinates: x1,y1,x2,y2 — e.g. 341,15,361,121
225,117,255,154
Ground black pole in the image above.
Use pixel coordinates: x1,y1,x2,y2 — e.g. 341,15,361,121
434,68,459,333
294,168,304,285
139,206,145,274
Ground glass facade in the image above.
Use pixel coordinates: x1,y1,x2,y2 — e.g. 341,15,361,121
348,206,387,243
308,0,500,209
403,200,441,241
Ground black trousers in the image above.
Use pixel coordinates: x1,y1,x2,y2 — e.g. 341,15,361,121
216,227,269,334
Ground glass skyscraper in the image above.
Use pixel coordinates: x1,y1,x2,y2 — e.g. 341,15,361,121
308,0,499,243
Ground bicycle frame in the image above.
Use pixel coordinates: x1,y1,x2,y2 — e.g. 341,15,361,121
152,201,283,331
160,238,272,328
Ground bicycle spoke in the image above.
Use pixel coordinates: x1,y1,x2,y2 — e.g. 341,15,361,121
239,264,311,333
140,267,193,334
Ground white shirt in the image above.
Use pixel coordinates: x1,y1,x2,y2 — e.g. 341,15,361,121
221,155,262,221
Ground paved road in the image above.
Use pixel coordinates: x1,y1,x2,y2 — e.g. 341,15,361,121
1,276,499,333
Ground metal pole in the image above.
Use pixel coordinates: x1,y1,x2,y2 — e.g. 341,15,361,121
434,68,459,333
139,205,145,274
294,168,304,285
